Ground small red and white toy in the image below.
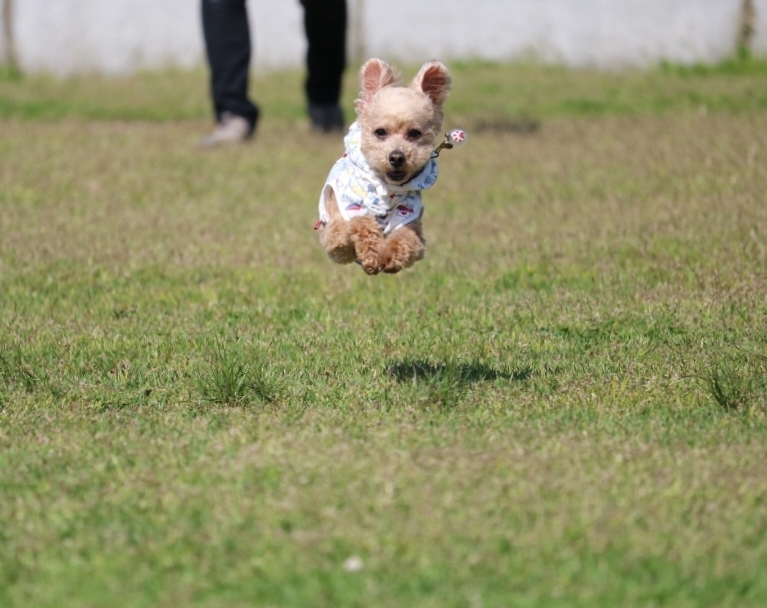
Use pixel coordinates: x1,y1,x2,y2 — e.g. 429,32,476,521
449,129,467,146
434,128,468,156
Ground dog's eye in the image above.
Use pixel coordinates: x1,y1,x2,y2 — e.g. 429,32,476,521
374,128,386,139
407,129,422,140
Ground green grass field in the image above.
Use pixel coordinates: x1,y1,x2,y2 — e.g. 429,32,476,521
1,58,767,607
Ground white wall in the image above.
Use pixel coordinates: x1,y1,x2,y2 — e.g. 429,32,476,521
0,0,761,75
3,0,306,75
12,1,203,74
0,0,10,65
362,0,743,68
753,0,767,54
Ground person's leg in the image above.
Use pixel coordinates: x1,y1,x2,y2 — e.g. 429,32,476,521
201,0,259,136
300,0,347,132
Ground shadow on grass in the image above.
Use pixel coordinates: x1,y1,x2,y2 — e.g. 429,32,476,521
387,359,531,384
386,359,532,409
703,350,767,414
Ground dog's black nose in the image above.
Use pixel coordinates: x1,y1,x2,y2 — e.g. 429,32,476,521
388,150,405,169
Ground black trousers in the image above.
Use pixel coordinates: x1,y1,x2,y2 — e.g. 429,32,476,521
201,0,347,128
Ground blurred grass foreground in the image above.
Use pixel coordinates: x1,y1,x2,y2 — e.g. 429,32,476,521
1,58,767,607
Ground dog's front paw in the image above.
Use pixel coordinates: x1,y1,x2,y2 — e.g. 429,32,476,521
378,253,404,274
357,253,381,275
377,238,421,274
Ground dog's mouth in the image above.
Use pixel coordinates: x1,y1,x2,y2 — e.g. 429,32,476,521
385,170,409,184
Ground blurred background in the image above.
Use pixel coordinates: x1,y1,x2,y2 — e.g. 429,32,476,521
1,0,766,76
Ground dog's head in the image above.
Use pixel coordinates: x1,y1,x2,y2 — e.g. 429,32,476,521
354,58,451,185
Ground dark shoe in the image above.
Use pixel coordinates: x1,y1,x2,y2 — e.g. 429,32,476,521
308,103,345,133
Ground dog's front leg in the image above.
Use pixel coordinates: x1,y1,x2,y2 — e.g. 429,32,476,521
377,220,426,274
319,191,358,264
320,219,358,265
348,216,384,275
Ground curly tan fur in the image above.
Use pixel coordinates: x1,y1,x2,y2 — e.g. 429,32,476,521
377,219,425,273
318,190,357,265
318,58,450,275
318,191,386,274
318,188,427,275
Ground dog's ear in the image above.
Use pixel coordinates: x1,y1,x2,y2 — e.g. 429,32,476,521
355,58,400,113
410,61,451,107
